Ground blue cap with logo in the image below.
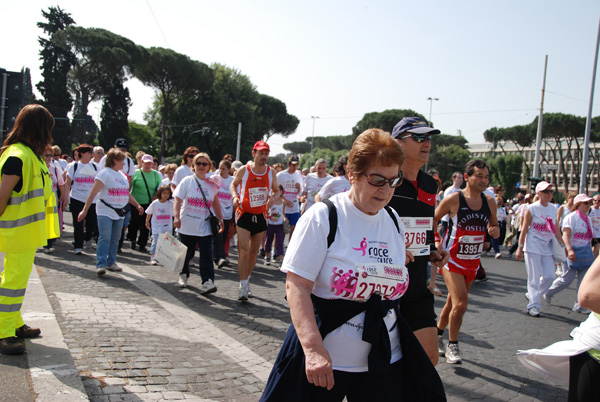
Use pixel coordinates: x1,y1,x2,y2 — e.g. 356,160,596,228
391,117,441,139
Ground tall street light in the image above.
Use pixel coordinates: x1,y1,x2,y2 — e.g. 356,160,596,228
427,97,439,125
425,98,438,172
310,116,319,166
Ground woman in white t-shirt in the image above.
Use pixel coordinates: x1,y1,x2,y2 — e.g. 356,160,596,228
212,159,234,268
261,129,445,401
516,181,562,317
77,149,144,276
544,194,595,313
65,144,98,254
43,146,66,253
170,146,199,190
173,153,224,294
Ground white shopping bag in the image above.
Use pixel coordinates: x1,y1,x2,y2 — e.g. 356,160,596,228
155,232,188,274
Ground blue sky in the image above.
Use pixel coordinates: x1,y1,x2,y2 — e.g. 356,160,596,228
2,0,599,155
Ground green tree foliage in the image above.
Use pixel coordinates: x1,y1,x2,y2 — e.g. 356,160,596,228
486,154,524,199
127,122,160,157
99,76,131,149
53,26,141,145
135,47,213,160
283,141,311,155
37,6,76,151
256,94,299,141
20,68,37,106
298,149,348,171
313,135,355,151
429,144,471,184
352,109,427,137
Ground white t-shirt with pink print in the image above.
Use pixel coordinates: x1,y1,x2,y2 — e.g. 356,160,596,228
281,192,407,373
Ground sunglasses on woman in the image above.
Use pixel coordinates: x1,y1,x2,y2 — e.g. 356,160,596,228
363,172,404,188
195,161,210,167
400,133,433,143
541,189,554,194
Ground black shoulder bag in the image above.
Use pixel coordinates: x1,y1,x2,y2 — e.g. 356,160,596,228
194,177,220,236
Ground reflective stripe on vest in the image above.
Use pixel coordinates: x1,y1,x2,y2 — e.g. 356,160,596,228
0,287,26,297
0,211,46,229
7,188,45,206
0,303,22,312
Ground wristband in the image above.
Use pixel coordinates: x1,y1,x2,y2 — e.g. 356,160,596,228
518,244,524,248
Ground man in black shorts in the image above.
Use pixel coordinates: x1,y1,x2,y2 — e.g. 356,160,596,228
387,117,450,365
230,141,279,301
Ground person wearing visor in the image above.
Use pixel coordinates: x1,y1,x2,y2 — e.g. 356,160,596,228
387,117,450,366
516,181,561,317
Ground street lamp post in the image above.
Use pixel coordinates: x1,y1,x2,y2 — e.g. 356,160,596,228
310,116,319,166
425,98,438,172
427,97,439,125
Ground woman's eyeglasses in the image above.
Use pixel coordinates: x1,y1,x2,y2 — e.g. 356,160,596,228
44,154,53,158
541,189,554,194
195,161,210,167
362,172,404,188
188,153,198,158
400,133,433,143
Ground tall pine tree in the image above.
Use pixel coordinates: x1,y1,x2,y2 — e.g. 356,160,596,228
100,77,131,149
37,6,75,151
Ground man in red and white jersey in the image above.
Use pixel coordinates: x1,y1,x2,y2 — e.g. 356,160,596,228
434,159,499,364
230,141,279,301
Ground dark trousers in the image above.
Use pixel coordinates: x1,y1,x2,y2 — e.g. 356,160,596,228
70,199,97,249
179,233,214,283
509,231,521,254
569,352,600,402
128,203,149,248
212,218,231,261
310,359,404,401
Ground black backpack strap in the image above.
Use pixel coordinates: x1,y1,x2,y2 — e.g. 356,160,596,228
384,206,400,233
323,199,337,248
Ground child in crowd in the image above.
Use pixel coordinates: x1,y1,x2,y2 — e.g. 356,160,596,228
264,185,292,266
145,185,174,265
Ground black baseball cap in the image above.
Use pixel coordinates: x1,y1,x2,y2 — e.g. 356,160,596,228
115,138,128,150
391,117,441,139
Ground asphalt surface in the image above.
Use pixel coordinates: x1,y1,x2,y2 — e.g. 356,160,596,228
1,213,586,401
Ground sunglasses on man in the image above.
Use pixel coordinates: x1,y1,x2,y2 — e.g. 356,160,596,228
400,133,433,143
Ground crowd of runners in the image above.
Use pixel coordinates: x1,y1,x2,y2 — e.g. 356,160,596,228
2,105,600,400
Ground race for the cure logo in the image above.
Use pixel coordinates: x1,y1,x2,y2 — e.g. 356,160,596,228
352,237,392,263
352,238,368,256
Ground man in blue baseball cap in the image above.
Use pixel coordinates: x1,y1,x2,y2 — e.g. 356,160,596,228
388,116,448,366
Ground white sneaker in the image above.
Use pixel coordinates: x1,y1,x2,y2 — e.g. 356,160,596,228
150,258,158,265
573,303,591,314
524,293,530,301
238,284,249,301
200,279,217,295
438,335,445,357
446,343,462,364
265,257,271,266
97,267,106,276
217,258,227,268
528,307,540,317
177,275,188,288
107,264,122,272
495,253,502,259
74,248,83,255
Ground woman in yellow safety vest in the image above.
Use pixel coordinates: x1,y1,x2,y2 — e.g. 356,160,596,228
0,104,59,355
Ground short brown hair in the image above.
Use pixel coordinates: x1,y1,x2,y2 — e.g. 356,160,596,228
182,146,200,165
347,129,404,176
105,148,126,168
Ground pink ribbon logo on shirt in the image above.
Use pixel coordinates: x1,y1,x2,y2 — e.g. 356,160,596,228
352,238,368,256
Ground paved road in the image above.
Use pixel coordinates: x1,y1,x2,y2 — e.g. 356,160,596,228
2,214,586,401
